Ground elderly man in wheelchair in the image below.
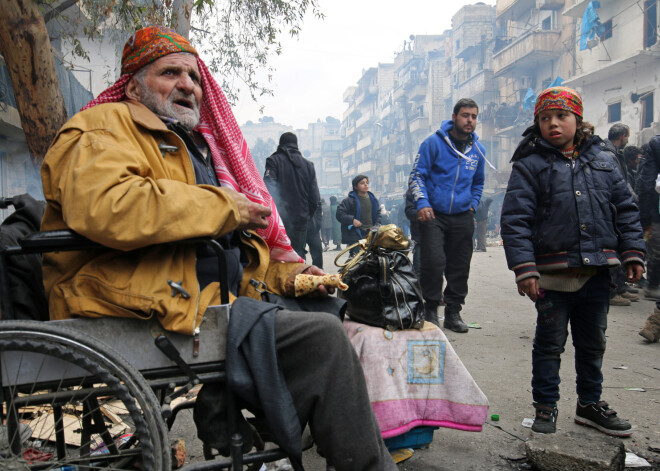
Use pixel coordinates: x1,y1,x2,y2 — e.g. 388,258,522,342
0,26,396,471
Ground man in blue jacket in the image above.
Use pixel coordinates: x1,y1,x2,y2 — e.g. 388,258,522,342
409,98,486,332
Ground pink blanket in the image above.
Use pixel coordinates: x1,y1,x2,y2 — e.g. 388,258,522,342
344,320,489,438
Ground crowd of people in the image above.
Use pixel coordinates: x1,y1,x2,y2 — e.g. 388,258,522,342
34,24,659,471
318,90,658,439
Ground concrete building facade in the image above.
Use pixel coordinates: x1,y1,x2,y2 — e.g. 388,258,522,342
491,0,574,191
562,0,660,145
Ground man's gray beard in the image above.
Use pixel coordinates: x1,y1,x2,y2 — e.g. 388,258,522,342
139,86,200,129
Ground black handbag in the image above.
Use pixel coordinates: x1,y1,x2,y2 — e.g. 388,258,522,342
335,225,425,330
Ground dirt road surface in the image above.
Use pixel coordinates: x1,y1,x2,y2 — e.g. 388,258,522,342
174,246,660,470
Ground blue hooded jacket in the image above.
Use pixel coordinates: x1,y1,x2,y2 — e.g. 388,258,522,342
409,120,486,215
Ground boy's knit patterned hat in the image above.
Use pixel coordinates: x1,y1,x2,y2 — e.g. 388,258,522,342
534,86,583,118
121,26,198,75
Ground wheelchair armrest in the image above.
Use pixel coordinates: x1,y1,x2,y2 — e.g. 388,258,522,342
19,230,102,252
7,232,229,305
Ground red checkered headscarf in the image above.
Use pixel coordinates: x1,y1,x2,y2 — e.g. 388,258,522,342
534,86,583,118
82,26,302,263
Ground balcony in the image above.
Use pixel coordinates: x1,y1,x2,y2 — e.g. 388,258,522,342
493,29,561,76
356,135,372,152
562,0,591,18
357,161,374,173
342,102,355,122
409,116,429,134
356,109,375,128
343,86,357,103
408,82,427,102
343,146,356,159
394,153,408,166
392,85,406,102
537,0,564,10
496,0,535,21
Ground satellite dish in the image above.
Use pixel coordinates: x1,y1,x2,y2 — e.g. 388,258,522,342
409,35,415,41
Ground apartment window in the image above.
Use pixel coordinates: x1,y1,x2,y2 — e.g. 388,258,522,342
608,102,622,123
541,16,552,31
456,39,460,52
601,19,613,40
641,92,654,129
645,0,658,48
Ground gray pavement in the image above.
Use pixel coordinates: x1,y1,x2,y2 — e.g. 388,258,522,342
175,245,660,470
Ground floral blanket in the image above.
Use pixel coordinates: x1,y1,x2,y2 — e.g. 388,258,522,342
344,320,489,438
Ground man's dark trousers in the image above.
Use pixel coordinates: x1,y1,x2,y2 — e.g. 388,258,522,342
284,222,307,260
419,211,474,305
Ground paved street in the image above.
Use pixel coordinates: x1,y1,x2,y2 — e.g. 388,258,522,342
175,245,660,470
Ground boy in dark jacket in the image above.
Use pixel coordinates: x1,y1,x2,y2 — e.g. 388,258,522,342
501,87,645,436
336,175,381,256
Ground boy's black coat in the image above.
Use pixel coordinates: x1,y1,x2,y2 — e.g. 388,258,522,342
501,130,645,273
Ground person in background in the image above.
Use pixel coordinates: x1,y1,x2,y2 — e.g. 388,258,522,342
409,98,486,332
604,123,630,181
602,124,638,306
320,198,333,251
474,196,493,252
501,86,644,436
264,132,320,259
379,204,391,225
304,201,324,268
330,196,342,251
396,196,410,238
636,133,660,342
336,175,381,257
624,145,643,196
404,190,423,280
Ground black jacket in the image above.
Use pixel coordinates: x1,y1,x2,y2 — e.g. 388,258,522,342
264,144,320,229
636,135,660,227
336,191,381,245
0,194,48,320
501,129,645,282
404,191,420,242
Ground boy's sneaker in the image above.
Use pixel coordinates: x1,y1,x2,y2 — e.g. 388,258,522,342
574,400,632,437
609,295,631,306
531,403,558,434
620,291,639,302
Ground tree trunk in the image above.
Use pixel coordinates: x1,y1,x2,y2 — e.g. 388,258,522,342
0,0,67,165
171,0,192,39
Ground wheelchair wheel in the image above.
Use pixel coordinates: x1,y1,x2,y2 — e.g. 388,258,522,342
0,320,171,470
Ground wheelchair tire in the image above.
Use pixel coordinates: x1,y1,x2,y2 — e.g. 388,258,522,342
0,320,171,470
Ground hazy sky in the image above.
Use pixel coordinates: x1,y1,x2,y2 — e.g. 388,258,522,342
231,0,496,130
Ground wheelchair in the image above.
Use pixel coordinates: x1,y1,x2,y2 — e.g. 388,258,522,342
0,196,295,470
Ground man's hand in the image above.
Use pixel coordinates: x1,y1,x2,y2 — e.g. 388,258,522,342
284,265,336,298
517,277,540,302
626,262,644,283
352,219,362,228
417,207,435,222
239,199,271,231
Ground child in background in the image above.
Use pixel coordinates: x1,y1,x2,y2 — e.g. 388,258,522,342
500,87,645,436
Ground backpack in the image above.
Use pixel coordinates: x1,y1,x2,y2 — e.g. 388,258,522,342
0,194,48,321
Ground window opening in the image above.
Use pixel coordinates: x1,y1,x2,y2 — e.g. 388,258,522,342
608,102,621,123
644,0,657,48
641,93,654,129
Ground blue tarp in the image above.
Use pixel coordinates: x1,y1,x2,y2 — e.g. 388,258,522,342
580,1,604,50
549,76,564,87
523,88,537,112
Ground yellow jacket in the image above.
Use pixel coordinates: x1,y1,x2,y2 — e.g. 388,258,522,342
41,101,306,334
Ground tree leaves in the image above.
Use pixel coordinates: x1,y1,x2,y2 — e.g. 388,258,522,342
41,0,322,107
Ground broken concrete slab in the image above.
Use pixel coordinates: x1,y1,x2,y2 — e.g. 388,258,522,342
525,431,625,471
